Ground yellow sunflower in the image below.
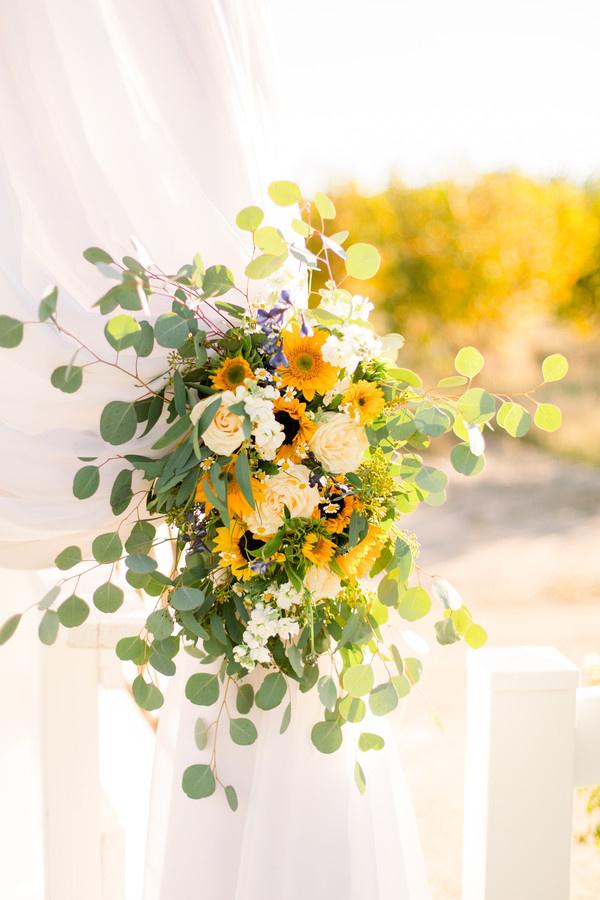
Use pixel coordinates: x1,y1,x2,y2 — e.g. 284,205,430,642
211,356,254,391
336,525,385,579
212,521,265,581
302,533,336,567
343,380,385,424
278,326,338,401
195,464,264,519
320,493,358,534
273,397,316,462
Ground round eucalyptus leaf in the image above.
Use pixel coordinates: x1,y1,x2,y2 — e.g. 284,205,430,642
73,465,100,499
170,586,204,611
225,785,238,811
115,635,146,662
182,764,215,799
54,545,82,570
154,312,189,348
125,553,157,574
268,180,301,206
236,683,254,715
311,720,343,754
464,623,488,649
0,315,24,348
415,466,448,493
317,675,337,712
534,403,562,433
542,353,568,383
57,595,89,628
358,732,385,752
83,246,113,265
255,672,286,710
92,531,123,564
100,401,137,445
451,443,486,476
342,664,374,698
344,242,381,280
254,226,287,256
104,313,141,351
454,346,484,378
314,191,336,219
378,577,399,608
413,407,451,438
146,608,174,640
38,286,58,322
125,521,156,554
339,695,366,723
149,651,176,677
398,586,431,622
38,586,60,610
194,718,208,750
236,205,264,232
185,672,220,706
229,717,258,746
497,402,531,438
93,582,124,614
457,388,496,425
0,613,21,645
245,253,287,280
51,365,83,393
38,610,60,646
369,682,398,717
392,674,411,698
132,675,164,711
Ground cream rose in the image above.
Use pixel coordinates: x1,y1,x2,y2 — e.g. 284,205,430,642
245,463,320,537
190,391,245,457
308,412,368,474
305,566,342,601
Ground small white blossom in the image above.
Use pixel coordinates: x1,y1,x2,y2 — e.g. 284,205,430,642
270,581,303,611
317,282,374,322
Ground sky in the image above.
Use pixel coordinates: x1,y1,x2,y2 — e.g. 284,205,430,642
266,0,600,192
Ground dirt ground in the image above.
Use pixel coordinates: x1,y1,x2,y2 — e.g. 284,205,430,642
394,441,600,899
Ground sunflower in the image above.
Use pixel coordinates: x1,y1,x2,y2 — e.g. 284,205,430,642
195,464,264,519
302,533,336,566
273,397,316,462
278,326,338,401
213,521,265,580
336,525,385,579
320,493,357,534
211,356,254,392
343,380,385,424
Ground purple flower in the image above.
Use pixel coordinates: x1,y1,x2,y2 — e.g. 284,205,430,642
299,312,313,337
269,346,289,368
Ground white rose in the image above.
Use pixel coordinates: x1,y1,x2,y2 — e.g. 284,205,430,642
244,463,320,537
190,391,245,456
308,413,368,474
305,566,342,601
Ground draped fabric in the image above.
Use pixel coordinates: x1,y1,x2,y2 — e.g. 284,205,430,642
0,3,431,897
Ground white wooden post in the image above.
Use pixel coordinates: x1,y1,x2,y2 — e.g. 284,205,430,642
462,646,579,900
574,685,600,786
39,611,145,900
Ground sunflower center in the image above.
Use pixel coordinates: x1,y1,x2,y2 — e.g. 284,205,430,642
358,396,367,406
294,352,316,373
274,410,301,444
226,363,248,385
239,531,265,561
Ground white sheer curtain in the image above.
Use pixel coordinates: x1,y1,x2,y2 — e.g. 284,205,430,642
0,3,431,898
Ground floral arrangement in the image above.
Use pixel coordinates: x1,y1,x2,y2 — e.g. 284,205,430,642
0,181,568,807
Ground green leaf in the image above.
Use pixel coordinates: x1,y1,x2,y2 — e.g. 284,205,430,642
286,645,304,678
125,553,157,574
497,402,531,438
314,191,336,219
245,253,287,280
152,414,191,450
203,265,235,298
149,651,176,677
342,664,374,698
131,320,154,357
185,672,220,706
358,732,385,752
54,545,82,570
38,286,58,322
146,608,173,640
182,764,215,799
92,532,123,564
0,315,24,349
339,695,366,722
154,313,189,348
437,375,468,388
170,586,204,611
458,388,496,425
534,403,562,432
38,586,60,610
236,205,264,231
194,718,209,750
369,682,398,716
73,465,100,499
234,451,254,510
398,586,431,621
51,364,83,393
38,610,60,645
125,521,156,554
280,701,292,733
254,226,287,256
354,760,366,794
435,618,460,645
57,595,89,628
345,243,381,280
464,623,488,649
454,346,484,378
236,684,254,715
132,675,164,711
405,657,423,684
116,636,146,662
100,401,137,445
268,180,301,206
255,672,286,710
0,613,21,645
83,246,113,265
292,218,310,237
229,717,258,746
317,675,337,711
93,582,124,614
104,313,141,351
311,720,343,754
414,406,451,437
542,353,568,383
392,674,411,698
225,785,238,811
110,469,133,516
173,370,187,417
415,466,448,493
378,577,399,608
451,443,486,476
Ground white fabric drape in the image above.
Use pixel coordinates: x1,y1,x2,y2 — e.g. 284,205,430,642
0,3,431,898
